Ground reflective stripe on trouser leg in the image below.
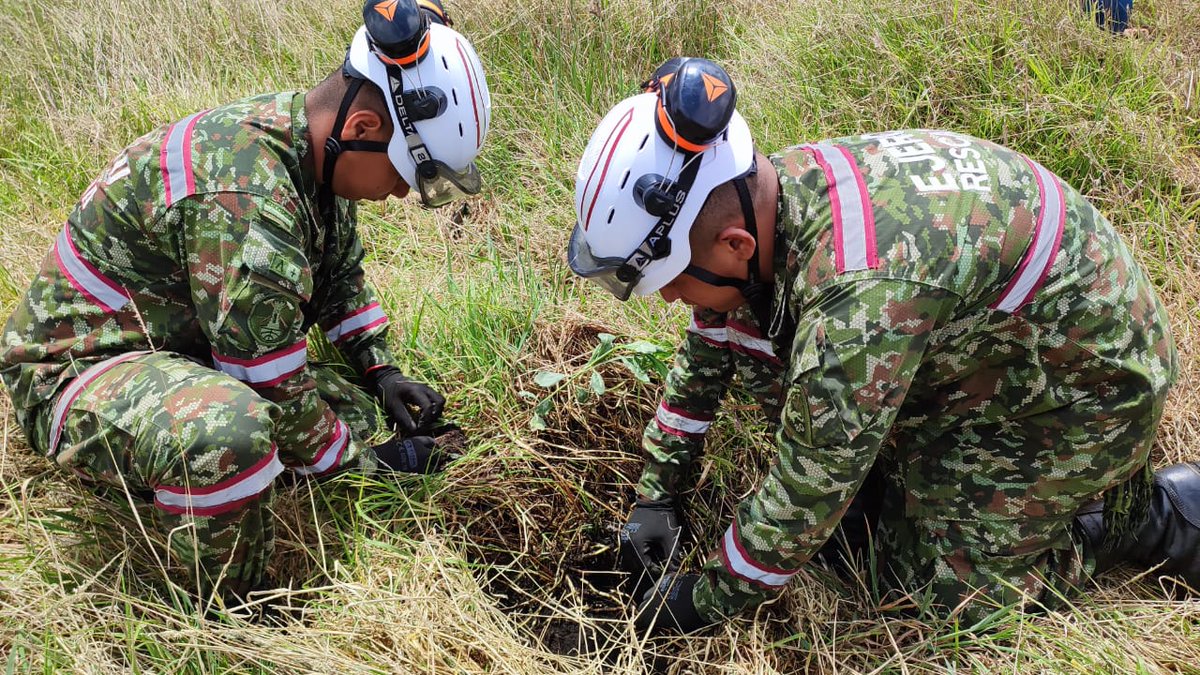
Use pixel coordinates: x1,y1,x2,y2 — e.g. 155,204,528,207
41,350,283,596
307,361,382,473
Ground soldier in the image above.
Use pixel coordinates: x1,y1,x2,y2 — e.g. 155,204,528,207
0,0,489,602
568,58,1194,633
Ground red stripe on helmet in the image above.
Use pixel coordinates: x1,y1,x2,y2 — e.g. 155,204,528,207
456,39,482,148
581,108,635,231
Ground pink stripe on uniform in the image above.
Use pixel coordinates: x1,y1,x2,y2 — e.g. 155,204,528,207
990,156,1067,313
725,320,783,366
687,314,728,348
181,112,203,195
154,444,284,516
161,109,208,207
159,128,171,204
655,401,713,438
325,302,389,343
48,351,150,456
802,143,878,274
54,224,131,312
841,145,878,268
212,340,308,388
719,518,800,588
289,419,350,477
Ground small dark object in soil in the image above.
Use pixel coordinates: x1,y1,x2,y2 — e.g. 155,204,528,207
447,203,469,240
542,617,612,657
536,531,633,659
434,427,468,455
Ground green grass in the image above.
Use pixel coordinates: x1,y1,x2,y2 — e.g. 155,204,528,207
1,0,1198,672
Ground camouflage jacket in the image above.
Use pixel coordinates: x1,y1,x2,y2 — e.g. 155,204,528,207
638,130,1176,586
1,92,395,475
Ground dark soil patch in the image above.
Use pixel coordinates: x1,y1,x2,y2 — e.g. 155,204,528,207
434,427,469,456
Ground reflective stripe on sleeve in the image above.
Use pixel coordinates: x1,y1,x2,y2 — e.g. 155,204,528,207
54,225,131,312
154,444,284,516
718,519,800,588
724,320,782,365
161,110,208,207
325,302,388,343
655,402,713,438
212,340,307,388
991,156,1067,313
686,315,728,347
801,143,878,274
289,419,351,477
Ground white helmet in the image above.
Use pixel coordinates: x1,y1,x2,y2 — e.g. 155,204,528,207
568,58,754,299
331,0,491,208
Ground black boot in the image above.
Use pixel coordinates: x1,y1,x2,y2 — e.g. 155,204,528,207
814,465,885,574
1072,499,1129,575
1130,462,1200,588
1075,462,1200,589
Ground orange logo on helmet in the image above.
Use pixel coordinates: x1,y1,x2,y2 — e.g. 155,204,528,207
701,72,729,102
375,0,399,21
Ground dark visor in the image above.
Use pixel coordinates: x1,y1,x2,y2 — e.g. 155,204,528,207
416,160,481,208
568,222,641,300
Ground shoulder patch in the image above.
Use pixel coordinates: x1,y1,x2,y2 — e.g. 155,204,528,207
243,218,313,301
268,252,303,285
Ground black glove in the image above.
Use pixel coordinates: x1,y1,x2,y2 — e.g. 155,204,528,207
634,572,712,635
372,435,448,474
618,499,685,597
366,366,445,434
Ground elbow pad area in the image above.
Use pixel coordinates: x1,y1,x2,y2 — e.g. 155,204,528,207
781,322,864,450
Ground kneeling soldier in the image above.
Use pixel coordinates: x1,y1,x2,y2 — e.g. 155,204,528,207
0,0,489,601
568,58,1189,632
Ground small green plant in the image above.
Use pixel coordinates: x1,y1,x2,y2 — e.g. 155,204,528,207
525,332,672,430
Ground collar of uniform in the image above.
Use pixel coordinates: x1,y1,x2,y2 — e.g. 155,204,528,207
290,91,318,204
765,149,822,342
767,153,793,341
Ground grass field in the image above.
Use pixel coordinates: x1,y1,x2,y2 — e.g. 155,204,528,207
1,0,1198,671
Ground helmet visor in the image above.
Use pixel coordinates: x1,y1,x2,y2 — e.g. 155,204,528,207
567,221,641,301
416,160,482,208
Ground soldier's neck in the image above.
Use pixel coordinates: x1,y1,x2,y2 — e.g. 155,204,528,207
753,153,780,285
304,93,334,186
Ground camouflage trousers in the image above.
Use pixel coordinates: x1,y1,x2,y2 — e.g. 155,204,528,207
33,350,380,599
696,387,1165,624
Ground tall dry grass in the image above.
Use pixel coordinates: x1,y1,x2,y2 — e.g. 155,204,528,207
0,0,1198,672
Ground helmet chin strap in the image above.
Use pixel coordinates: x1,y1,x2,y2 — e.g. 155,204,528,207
682,174,768,303
318,76,392,215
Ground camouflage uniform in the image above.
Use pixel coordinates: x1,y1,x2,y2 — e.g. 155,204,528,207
0,92,396,596
637,130,1177,623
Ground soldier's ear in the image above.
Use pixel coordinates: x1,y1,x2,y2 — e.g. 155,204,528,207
342,109,389,140
715,226,757,262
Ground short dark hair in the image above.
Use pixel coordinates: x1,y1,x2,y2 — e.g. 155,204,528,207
308,67,393,134
688,171,761,247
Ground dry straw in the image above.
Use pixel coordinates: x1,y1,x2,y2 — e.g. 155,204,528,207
1,0,1197,672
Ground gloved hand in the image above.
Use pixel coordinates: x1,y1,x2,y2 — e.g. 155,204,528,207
372,422,466,474
634,572,712,635
372,435,448,474
618,499,685,596
366,366,445,434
